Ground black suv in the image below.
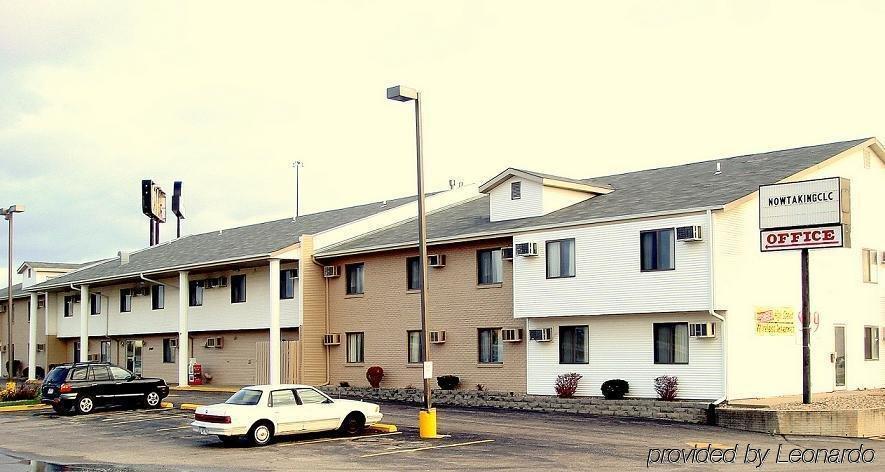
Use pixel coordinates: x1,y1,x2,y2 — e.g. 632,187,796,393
41,362,170,415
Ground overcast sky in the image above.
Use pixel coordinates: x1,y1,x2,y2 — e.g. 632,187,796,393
1,0,884,286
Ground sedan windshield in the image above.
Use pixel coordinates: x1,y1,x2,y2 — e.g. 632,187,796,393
225,389,263,405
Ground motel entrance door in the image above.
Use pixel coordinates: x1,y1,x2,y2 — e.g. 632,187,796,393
834,326,846,389
124,340,144,376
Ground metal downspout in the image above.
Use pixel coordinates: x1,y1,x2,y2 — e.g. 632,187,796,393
707,209,727,408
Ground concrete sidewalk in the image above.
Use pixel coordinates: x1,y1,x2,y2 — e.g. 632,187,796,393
728,389,885,410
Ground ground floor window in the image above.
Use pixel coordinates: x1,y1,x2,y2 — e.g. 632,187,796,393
163,338,177,363
864,326,880,361
100,340,111,363
73,341,81,362
407,330,423,364
654,323,689,364
346,332,364,363
559,325,588,364
478,328,502,364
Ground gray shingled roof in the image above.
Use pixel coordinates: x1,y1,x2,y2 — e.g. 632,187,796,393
30,194,421,290
20,261,87,271
0,283,26,300
510,168,614,190
317,138,870,256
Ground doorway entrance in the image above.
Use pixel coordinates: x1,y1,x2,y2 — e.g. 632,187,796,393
834,326,846,388
124,340,143,375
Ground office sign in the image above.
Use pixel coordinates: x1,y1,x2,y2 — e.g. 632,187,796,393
760,224,847,252
755,307,796,336
758,177,850,230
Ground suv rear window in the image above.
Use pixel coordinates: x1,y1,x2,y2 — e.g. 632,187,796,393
45,367,70,384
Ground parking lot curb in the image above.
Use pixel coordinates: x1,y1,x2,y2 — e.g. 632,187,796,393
0,403,50,413
160,402,174,408
368,423,398,433
171,385,240,393
179,403,202,411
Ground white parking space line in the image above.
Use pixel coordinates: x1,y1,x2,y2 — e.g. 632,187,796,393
105,417,168,426
359,439,495,458
156,425,192,432
277,431,403,447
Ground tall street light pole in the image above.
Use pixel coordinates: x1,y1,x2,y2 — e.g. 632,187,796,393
386,85,437,439
1,204,25,383
291,161,304,220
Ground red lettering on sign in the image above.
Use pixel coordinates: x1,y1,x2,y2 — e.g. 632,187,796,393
778,234,789,244
766,234,777,244
790,232,801,243
811,231,822,241
822,230,835,241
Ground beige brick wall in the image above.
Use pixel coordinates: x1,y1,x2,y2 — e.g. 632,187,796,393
324,238,525,393
60,328,299,385
299,235,329,385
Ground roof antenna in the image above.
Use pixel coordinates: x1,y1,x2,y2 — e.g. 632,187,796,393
448,179,456,190
714,162,722,175
291,161,304,220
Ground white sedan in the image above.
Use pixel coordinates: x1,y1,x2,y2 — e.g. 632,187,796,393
190,384,383,446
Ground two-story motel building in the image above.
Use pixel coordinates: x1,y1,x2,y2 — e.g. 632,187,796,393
15,138,884,401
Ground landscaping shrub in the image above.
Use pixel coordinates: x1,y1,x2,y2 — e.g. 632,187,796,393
601,379,629,400
437,375,460,390
654,375,678,401
0,383,38,402
554,372,582,398
339,381,350,388
366,366,384,388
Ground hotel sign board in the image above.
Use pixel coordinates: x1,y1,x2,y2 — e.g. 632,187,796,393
758,177,850,252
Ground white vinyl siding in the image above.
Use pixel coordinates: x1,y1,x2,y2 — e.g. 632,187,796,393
527,314,723,399
514,213,710,318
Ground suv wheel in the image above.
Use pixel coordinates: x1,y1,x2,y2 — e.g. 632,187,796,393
75,395,95,415
144,391,161,408
248,421,274,447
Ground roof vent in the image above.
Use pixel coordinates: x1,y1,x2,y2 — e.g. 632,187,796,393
118,251,130,265
381,200,388,207
714,162,722,175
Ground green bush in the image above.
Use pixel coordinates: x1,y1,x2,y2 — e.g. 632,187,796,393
0,384,39,402
601,379,629,400
437,375,460,390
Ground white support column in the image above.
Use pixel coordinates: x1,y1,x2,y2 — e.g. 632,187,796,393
28,293,38,380
79,285,89,362
178,271,189,387
269,259,281,385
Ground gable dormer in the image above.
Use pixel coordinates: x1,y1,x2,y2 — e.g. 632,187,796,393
479,168,613,222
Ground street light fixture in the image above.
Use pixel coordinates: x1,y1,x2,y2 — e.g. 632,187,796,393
0,204,25,383
386,85,437,439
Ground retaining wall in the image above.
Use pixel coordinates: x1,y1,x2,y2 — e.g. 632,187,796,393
717,407,885,438
319,386,711,424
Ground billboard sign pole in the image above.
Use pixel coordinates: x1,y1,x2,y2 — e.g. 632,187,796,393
758,177,851,404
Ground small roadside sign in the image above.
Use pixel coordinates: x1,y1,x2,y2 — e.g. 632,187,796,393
423,361,433,380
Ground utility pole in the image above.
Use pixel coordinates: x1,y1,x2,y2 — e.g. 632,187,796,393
292,161,303,220
1,204,25,383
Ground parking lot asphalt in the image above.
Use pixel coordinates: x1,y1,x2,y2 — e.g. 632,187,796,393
0,389,881,471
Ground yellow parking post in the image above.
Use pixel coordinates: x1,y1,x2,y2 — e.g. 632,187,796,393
418,408,437,439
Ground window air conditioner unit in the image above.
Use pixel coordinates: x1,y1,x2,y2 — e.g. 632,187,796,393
323,333,341,346
502,328,523,342
676,225,703,242
88,354,100,361
501,247,514,260
529,328,552,342
514,242,538,256
205,278,217,289
206,337,224,349
133,287,149,297
37,299,45,309
216,276,228,288
688,322,716,338
205,337,216,348
429,330,446,344
427,254,446,268
323,266,340,278
36,344,45,353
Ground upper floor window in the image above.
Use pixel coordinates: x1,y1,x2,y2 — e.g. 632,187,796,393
64,295,76,317
280,269,298,299
546,239,576,278
559,325,588,364
865,326,880,361
230,274,247,303
189,280,204,307
346,332,364,363
511,181,522,200
90,293,101,315
152,285,165,310
641,228,675,271
654,322,688,364
478,328,503,364
406,257,421,291
345,263,365,295
862,249,879,284
120,289,132,313
27,268,32,278
477,248,503,285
